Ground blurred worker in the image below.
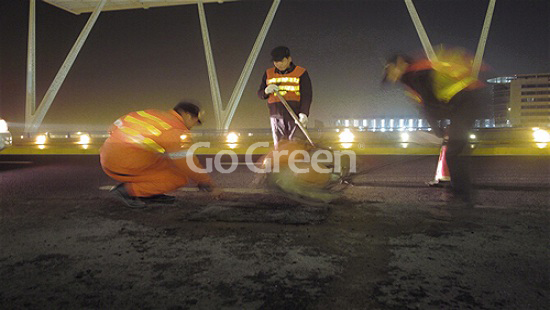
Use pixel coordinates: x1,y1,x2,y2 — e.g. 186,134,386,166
383,47,490,205
100,102,219,208
258,46,312,149
256,140,340,203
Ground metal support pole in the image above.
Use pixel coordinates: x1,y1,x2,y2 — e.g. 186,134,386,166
27,0,106,133
275,90,315,147
25,0,36,131
404,0,437,61
197,1,224,129
472,0,496,78
221,0,280,130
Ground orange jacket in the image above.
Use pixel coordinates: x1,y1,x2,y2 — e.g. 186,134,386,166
266,66,307,104
104,109,211,184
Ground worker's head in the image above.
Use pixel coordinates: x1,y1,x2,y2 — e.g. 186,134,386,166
271,46,292,71
174,101,203,129
383,54,413,83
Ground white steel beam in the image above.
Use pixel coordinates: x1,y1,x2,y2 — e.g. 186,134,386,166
26,0,107,133
472,0,496,78
404,0,437,61
25,0,36,128
221,0,280,129
197,1,224,129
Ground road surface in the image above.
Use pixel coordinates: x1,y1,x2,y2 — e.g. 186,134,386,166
0,155,548,309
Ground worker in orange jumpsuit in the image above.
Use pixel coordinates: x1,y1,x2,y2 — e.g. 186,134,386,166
100,102,219,208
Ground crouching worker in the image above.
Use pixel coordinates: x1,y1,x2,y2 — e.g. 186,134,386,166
100,102,220,208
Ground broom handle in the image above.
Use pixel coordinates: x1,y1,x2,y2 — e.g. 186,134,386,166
274,90,315,147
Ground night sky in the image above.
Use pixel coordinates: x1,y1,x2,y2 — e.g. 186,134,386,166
1,0,548,131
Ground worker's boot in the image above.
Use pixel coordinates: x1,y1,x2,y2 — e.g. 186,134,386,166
140,194,176,206
110,183,147,209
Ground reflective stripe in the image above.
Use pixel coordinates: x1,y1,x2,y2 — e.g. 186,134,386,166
168,150,191,159
119,126,141,137
124,115,162,136
267,77,300,84
142,138,165,153
137,111,172,130
438,77,477,102
279,85,300,91
119,127,165,153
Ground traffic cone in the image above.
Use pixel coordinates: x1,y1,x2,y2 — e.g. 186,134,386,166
428,143,451,187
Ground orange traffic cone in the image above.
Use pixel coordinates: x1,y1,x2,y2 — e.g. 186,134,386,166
428,143,451,187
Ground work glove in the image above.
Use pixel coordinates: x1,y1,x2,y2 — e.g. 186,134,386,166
264,84,279,95
296,113,308,128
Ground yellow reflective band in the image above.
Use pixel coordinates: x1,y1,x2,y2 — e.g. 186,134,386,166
267,77,300,84
119,126,141,137
142,138,165,153
137,111,172,130
278,85,300,92
438,77,477,102
124,115,162,136
279,91,287,96
119,127,165,153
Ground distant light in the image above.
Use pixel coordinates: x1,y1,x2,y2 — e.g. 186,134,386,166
226,132,239,143
180,134,188,141
507,108,511,111
0,120,8,133
400,132,410,142
248,133,253,136
228,143,237,149
536,143,547,149
38,145,46,150
35,134,47,145
401,143,409,148
341,143,353,149
469,134,477,140
532,128,549,143
78,134,91,145
339,128,354,143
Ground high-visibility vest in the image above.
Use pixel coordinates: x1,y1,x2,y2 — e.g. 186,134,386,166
266,66,306,104
406,50,484,104
109,109,187,154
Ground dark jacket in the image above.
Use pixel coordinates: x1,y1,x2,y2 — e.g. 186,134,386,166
400,68,488,137
257,62,312,118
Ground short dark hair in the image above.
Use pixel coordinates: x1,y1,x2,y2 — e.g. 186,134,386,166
271,46,291,61
174,101,202,124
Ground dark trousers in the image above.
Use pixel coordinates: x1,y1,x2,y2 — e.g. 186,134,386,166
270,115,299,148
445,88,488,201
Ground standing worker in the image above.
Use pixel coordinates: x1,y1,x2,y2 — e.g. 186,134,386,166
100,102,219,208
383,47,490,206
258,46,312,149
